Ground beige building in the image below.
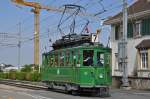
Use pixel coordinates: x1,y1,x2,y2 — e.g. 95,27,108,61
136,39,150,77
104,0,150,79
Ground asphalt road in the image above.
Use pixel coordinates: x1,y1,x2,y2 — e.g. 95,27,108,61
0,84,150,99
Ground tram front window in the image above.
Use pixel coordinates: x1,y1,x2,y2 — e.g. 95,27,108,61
83,50,94,66
97,52,104,67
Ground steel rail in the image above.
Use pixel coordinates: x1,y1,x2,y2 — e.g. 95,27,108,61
0,79,47,90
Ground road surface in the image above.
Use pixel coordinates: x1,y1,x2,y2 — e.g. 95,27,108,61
0,84,150,99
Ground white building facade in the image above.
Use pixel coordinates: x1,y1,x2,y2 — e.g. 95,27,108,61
104,0,150,78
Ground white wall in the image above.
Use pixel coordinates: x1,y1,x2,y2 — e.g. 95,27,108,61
111,26,150,76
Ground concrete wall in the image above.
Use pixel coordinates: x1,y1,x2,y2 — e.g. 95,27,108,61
112,76,150,90
137,70,150,77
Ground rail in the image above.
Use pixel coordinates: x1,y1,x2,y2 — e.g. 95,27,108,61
0,79,47,90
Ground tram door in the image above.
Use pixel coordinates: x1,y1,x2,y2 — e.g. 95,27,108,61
95,51,105,85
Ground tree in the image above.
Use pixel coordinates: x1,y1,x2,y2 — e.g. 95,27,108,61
21,64,33,72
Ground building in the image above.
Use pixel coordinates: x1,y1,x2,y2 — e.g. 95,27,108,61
0,63,18,72
0,63,5,72
104,0,150,89
3,66,18,72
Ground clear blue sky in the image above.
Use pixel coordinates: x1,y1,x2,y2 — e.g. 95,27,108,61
0,0,134,66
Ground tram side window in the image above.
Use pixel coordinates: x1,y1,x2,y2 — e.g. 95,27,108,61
106,53,111,65
72,51,76,66
97,52,104,66
49,55,52,66
42,54,45,65
69,51,72,66
48,55,50,66
83,50,94,66
60,52,64,66
51,54,54,67
57,52,60,66
77,50,81,67
66,51,69,66
54,52,58,66
45,54,48,65
42,54,48,65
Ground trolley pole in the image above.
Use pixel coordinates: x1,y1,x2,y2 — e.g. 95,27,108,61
122,0,129,87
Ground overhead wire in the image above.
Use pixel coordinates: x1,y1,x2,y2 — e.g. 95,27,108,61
31,0,122,35
19,0,84,39
8,0,60,43
22,0,124,41
3,0,125,48
20,15,97,44
3,15,32,33
93,0,123,17
3,0,58,41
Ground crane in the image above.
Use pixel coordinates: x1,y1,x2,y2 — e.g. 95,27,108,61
11,0,53,66
11,0,101,67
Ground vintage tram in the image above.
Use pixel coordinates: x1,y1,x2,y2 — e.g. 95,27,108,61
41,33,111,96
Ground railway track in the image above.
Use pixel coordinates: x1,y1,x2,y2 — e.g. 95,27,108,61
0,79,47,90
0,79,72,94
0,79,112,97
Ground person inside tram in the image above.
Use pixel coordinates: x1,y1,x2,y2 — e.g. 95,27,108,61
83,56,93,66
97,58,103,66
83,50,94,66
97,52,104,67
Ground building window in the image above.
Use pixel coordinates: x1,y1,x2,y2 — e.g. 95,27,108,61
115,25,119,40
115,25,123,40
133,21,141,38
115,53,119,70
140,48,148,69
115,53,123,71
127,23,133,38
141,18,150,35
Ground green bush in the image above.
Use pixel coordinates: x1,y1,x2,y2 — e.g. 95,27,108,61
0,65,41,82
31,72,41,81
21,65,32,72
0,72,3,78
25,72,32,81
16,72,26,80
0,72,9,79
8,71,17,80
4,73,8,79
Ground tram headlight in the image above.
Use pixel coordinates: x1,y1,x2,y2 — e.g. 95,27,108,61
99,74,103,78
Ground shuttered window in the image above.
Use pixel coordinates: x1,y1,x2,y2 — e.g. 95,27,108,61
115,23,133,40
127,23,133,38
141,18,150,36
115,25,119,40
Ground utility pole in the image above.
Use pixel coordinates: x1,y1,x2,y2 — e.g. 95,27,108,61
18,22,21,70
121,0,129,87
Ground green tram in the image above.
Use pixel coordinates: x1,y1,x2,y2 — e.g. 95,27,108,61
41,34,111,96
